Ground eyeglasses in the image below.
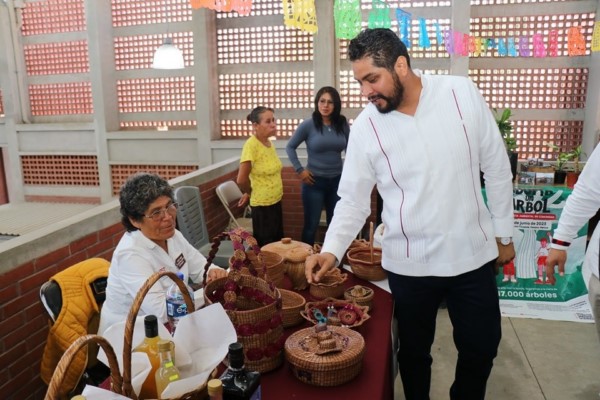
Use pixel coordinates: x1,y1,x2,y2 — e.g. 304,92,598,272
144,202,178,222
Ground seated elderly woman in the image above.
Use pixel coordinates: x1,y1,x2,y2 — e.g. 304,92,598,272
98,173,227,334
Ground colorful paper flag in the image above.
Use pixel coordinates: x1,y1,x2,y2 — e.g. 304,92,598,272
443,29,454,54
396,9,411,48
592,21,600,52
368,0,391,29
497,38,507,56
190,0,215,9
418,18,431,48
434,22,443,46
519,36,531,57
507,37,518,56
567,26,586,56
547,29,559,57
232,0,252,15
333,0,361,39
533,33,546,57
283,0,318,34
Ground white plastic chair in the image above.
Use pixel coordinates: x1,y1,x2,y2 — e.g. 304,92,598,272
215,180,253,233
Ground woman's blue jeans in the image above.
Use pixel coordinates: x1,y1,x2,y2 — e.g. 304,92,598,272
301,175,341,245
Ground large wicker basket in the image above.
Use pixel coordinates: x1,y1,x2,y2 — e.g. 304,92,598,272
44,334,124,400
279,288,306,328
204,228,284,373
346,247,387,281
121,271,204,400
285,325,365,386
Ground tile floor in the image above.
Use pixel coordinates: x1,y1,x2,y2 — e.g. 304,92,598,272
394,309,600,399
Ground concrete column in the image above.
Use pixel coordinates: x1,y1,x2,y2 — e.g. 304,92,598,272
192,8,217,166
314,1,338,90
85,0,118,202
449,1,470,77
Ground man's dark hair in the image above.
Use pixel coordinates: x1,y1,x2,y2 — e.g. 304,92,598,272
348,28,411,70
118,172,174,232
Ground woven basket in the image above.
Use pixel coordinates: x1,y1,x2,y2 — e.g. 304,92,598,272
346,247,387,281
44,334,124,400
121,271,203,400
204,228,284,374
300,297,371,329
261,238,313,290
340,239,369,266
279,288,306,328
309,269,348,300
228,250,285,287
344,285,375,310
285,325,365,386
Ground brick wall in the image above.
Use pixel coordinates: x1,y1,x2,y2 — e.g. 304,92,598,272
0,168,376,399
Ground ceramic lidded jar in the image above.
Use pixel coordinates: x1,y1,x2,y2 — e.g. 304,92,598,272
261,238,313,290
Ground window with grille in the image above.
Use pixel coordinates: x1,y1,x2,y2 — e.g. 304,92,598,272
21,155,99,186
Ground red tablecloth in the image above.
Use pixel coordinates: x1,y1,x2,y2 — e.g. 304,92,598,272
262,272,395,400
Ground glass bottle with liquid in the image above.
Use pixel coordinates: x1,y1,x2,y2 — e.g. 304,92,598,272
132,315,162,399
207,378,224,400
155,339,181,398
220,342,261,400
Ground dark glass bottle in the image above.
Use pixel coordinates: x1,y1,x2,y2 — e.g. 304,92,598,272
220,342,261,400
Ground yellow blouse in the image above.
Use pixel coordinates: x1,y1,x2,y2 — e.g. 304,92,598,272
240,135,283,206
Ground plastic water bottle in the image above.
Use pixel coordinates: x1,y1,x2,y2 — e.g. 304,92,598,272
166,272,194,333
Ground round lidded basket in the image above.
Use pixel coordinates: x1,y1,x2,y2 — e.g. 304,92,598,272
344,285,375,310
346,247,387,281
261,238,313,290
228,250,285,287
285,325,366,386
279,288,306,328
309,269,348,300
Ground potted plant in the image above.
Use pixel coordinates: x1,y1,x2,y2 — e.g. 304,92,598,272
545,142,573,185
566,145,584,188
493,108,518,181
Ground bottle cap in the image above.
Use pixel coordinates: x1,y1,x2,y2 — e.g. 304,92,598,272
207,379,223,396
228,342,244,368
71,396,86,400
176,271,184,280
144,315,159,338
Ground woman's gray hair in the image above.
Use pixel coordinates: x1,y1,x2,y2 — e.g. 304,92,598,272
119,172,174,232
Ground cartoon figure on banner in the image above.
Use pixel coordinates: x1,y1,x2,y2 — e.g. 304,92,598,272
502,258,517,283
535,233,552,284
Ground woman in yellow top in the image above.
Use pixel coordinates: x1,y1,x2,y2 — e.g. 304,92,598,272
237,106,284,246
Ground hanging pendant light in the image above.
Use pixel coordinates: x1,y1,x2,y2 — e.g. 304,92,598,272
152,37,184,69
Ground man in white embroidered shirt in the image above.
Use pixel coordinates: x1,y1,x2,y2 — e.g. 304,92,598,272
305,28,515,400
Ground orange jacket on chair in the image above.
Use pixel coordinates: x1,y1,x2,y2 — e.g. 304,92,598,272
40,258,109,396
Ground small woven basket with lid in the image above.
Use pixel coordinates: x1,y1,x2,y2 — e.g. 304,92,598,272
261,238,313,290
344,285,375,310
284,325,365,386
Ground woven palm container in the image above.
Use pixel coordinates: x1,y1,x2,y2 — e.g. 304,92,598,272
229,250,285,287
309,270,348,300
285,325,365,386
346,247,387,281
344,285,375,310
261,238,313,290
279,288,306,328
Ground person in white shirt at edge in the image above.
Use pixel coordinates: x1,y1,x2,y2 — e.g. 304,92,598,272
305,29,515,400
546,143,600,342
98,173,227,335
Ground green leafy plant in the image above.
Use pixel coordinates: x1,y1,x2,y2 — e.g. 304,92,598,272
493,108,517,153
545,142,573,172
569,145,583,172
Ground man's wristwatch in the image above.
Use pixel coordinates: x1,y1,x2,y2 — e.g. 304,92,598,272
496,237,513,246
